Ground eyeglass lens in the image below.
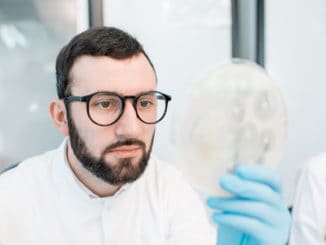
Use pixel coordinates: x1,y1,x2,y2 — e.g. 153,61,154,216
88,92,167,125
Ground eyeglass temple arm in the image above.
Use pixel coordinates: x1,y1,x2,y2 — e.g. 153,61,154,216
64,96,88,103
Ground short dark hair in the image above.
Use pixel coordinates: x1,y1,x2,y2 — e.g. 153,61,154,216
55,26,155,99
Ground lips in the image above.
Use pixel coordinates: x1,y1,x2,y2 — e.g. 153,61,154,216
107,145,142,158
110,146,141,152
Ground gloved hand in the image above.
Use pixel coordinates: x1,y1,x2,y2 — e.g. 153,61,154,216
206,164,291,245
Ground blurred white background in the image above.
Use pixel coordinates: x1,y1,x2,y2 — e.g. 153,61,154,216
0,0,88,169
266,0,326,203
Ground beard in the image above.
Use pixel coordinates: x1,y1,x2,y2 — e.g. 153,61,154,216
66,109,154,186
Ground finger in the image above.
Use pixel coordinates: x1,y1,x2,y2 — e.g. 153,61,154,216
219,174,284,207
212,212,273,244
206,197,287,226
236,164,282,193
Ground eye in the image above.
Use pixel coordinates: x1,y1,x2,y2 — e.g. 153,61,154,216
97,101,111,109
139,100,153,108
93,99,119,111
90,94,121,113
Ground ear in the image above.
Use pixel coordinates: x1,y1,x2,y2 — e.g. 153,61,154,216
49,99,69,136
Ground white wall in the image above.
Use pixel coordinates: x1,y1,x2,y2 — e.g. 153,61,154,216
103,0,232,163
266,0,326,204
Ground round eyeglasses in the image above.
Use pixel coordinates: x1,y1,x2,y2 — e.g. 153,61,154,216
64,90,172,126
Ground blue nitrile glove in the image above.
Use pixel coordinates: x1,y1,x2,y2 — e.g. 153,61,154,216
206,164,291,245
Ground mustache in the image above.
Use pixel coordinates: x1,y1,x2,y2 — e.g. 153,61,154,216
103,139,146,154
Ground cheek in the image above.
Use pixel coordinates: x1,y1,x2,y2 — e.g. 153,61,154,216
70,105,89,126
70,108,109,155
79,127,116,158
143,125,155,148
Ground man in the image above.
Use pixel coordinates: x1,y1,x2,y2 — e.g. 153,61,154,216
0,26,290,244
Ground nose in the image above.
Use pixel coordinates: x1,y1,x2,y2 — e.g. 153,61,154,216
114,100,141,138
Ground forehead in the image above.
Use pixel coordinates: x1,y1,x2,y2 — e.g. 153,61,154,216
69,54,156,95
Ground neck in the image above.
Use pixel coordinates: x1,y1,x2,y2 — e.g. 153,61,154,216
66,142,122,197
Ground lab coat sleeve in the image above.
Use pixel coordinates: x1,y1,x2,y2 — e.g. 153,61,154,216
289,156,326,245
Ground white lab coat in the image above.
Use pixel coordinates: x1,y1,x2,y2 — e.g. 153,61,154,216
0,141,216,245
289,153,326,245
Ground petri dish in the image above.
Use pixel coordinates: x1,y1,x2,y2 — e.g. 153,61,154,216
177,59,287,196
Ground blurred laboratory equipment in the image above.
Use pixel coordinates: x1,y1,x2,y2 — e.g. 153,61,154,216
177,59,287,196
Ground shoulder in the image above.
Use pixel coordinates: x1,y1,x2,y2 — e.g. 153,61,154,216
144,155,207,212
0,148,59,199
0,148,60,240
148,155,182,177
145,155,191,190
145,156,216,243
0,147,61,220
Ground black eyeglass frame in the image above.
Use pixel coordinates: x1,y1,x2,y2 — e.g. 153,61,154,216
63,90,172,126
